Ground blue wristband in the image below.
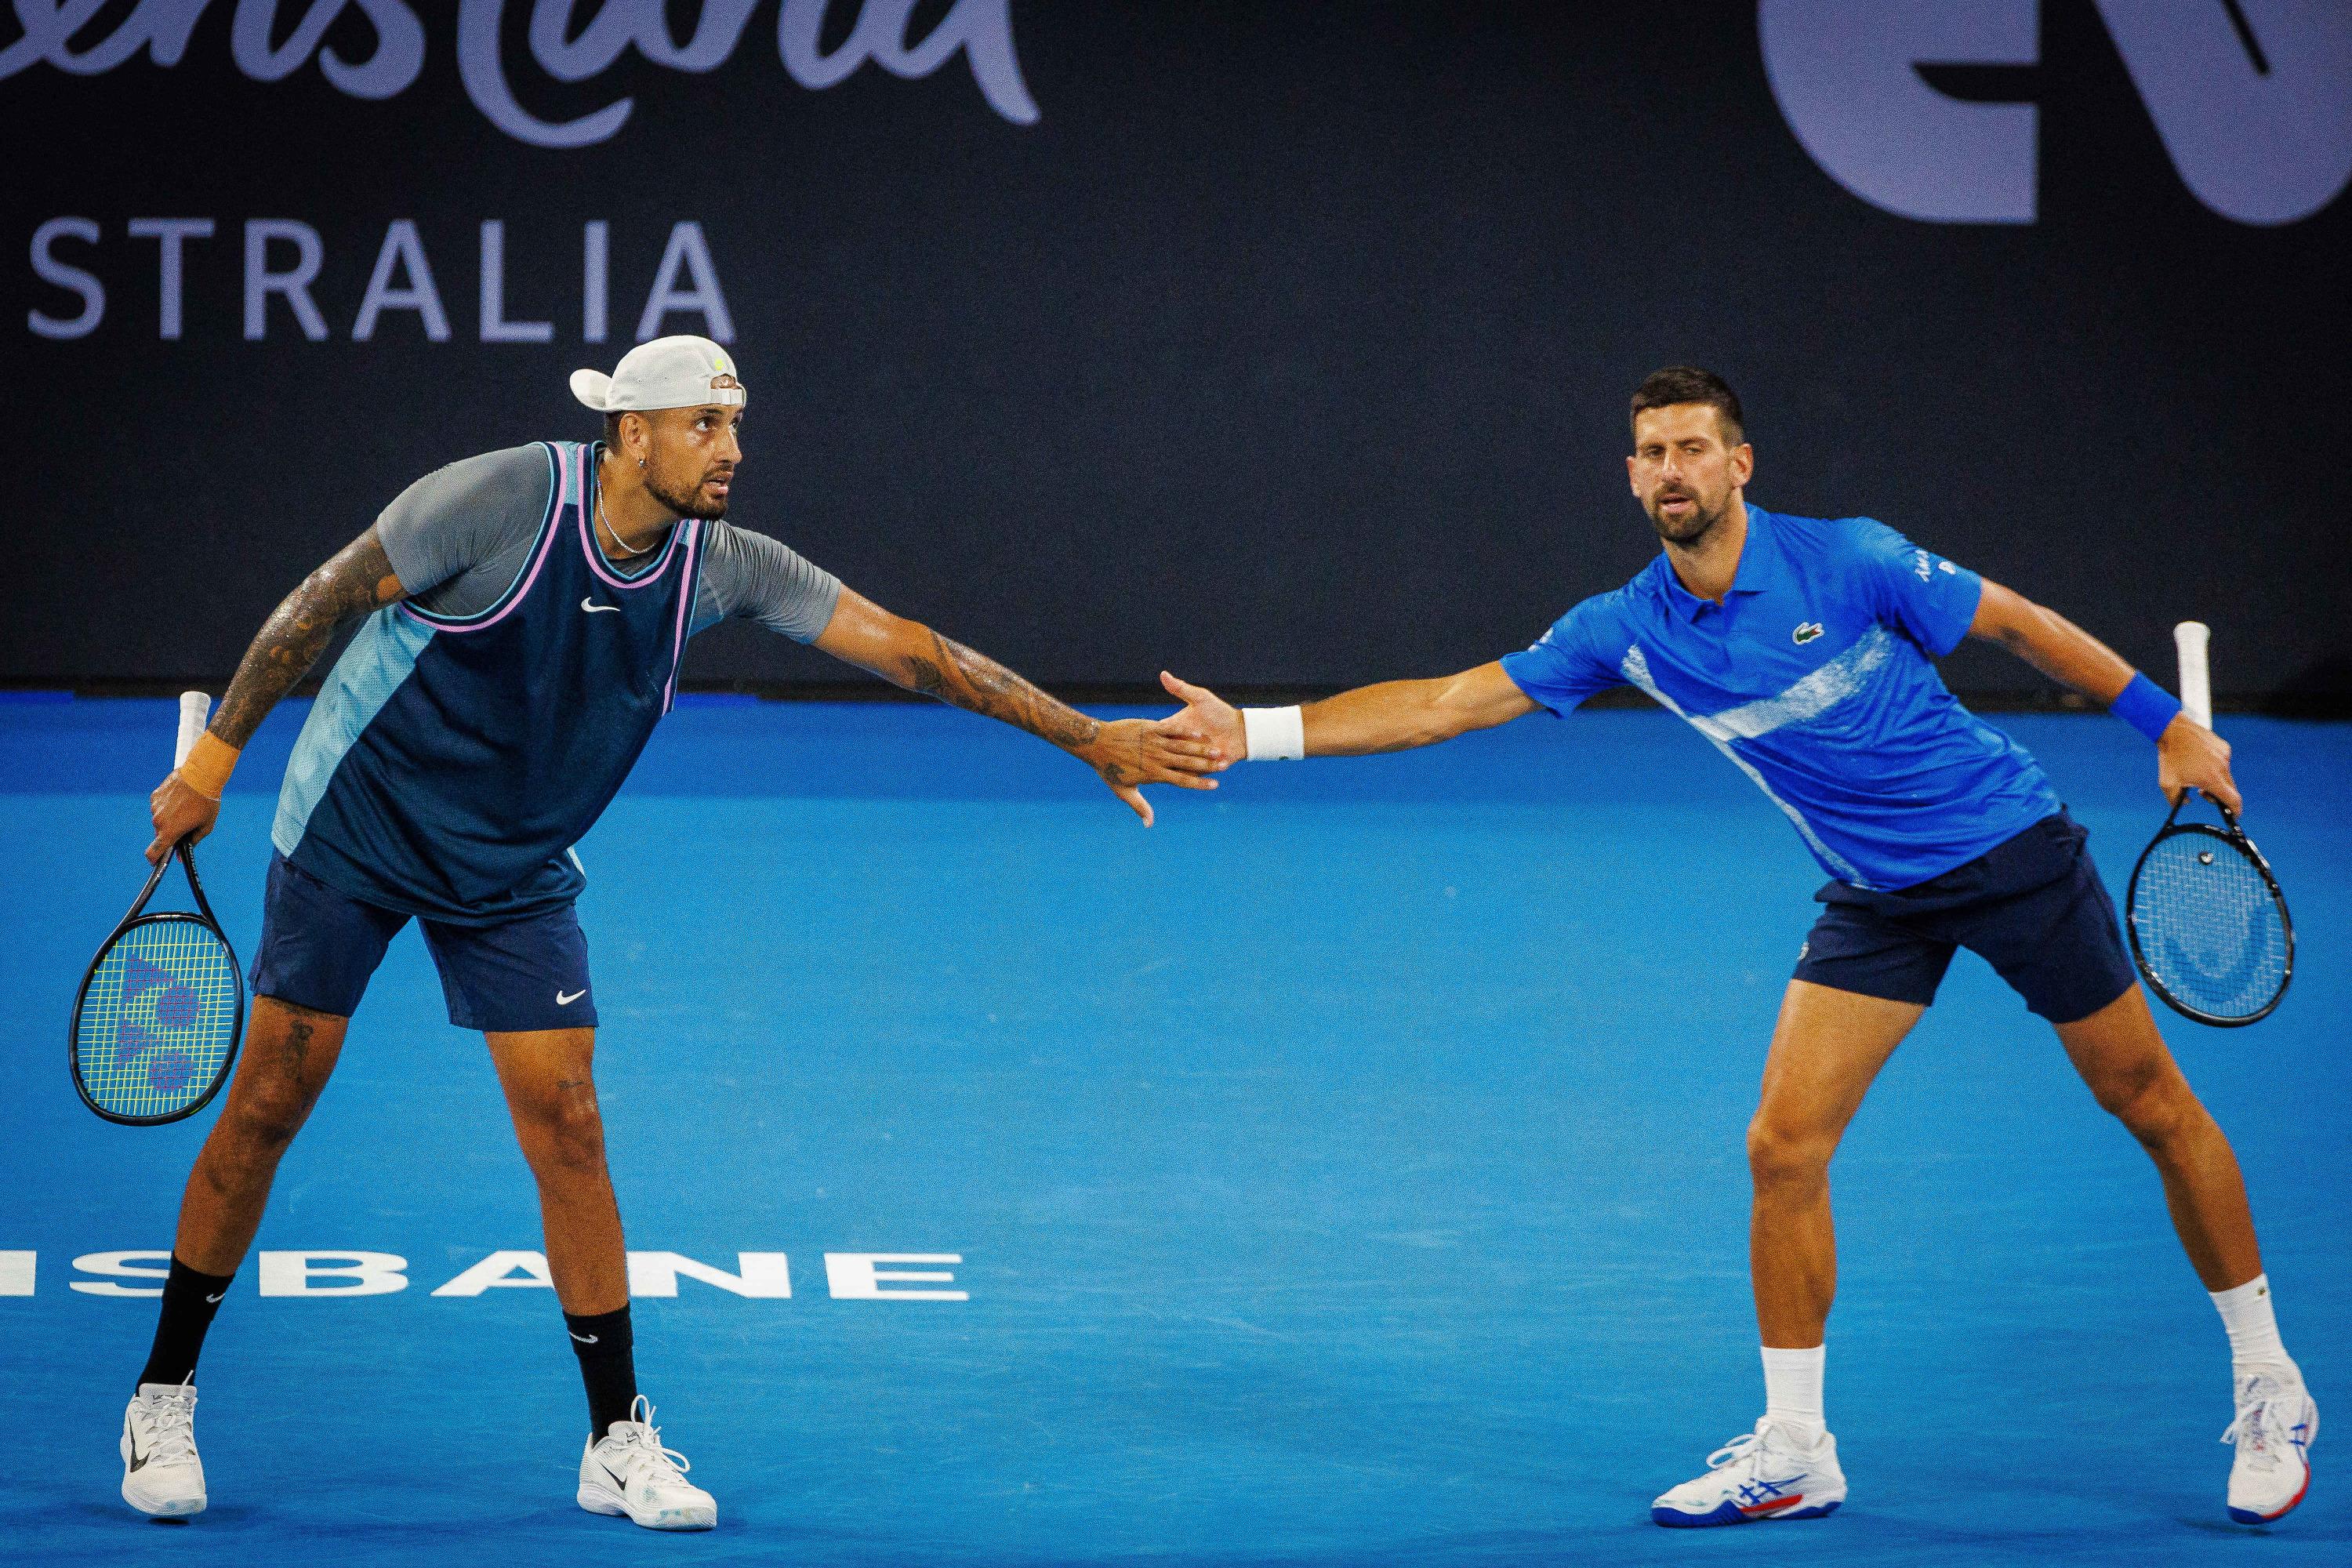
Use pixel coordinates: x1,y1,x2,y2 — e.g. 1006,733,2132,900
2111,672,2182,744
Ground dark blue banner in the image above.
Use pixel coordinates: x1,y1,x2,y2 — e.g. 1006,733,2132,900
5,2,2347,702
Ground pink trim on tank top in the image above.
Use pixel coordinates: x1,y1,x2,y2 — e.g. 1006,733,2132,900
578,448,685,591
662,521,702,713
400,440,572,634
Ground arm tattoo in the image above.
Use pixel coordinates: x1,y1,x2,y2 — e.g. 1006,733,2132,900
210,528,407,750
897,628,1103,751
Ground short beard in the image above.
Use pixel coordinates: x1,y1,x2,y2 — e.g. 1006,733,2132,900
647,468,729,521
1646,493,1723,546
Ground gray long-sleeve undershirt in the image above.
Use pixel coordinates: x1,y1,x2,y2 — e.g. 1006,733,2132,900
374,445,841,641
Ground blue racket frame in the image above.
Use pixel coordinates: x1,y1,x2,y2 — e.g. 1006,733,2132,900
70,841,246,1125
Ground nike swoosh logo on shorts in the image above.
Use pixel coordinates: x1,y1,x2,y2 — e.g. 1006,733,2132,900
581,597,619,614
557,989,586,1005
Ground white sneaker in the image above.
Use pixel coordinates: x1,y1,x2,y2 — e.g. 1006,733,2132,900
2225,1366,2317,1525
577,1397,716,1531
120,1383,206,1518
1652,1417,1846,1526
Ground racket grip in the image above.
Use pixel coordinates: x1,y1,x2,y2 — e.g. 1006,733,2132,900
176,691,212,769
2173,622,2212,731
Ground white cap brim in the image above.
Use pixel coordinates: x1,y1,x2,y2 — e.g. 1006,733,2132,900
572,337,746,414
570,368,615,412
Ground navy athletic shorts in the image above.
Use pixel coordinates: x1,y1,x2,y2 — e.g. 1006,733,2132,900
1792,811,2138,1025
249,852,597,1031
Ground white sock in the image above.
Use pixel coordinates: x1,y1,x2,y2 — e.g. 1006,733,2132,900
1761,1345,1826,1437
2211,1274,2295,1375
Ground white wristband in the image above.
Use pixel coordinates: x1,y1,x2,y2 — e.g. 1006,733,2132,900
1241,705,1305,761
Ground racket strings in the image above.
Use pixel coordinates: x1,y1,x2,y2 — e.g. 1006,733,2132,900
75,917,240,1117
2130,833,2288,1020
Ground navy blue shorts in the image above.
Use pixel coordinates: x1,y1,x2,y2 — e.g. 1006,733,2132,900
1793,811,2137,1025
249,853,597,1031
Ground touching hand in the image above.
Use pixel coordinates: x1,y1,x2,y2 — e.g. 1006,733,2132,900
1078,717,1221,826
147,772,221,864
2158,714,2242,815
1156,670,1245,767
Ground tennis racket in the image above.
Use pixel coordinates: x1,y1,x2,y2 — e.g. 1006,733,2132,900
69,691,247,1123
2123,623,2293,1027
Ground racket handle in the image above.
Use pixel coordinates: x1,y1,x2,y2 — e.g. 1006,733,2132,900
2173,622,2212,731
176,691,212,769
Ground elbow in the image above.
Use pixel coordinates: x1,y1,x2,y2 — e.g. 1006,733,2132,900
267,578,336,642
1992,621,2036,657
889,622,952,699
1974,582,2056,653
2009,600,2071,659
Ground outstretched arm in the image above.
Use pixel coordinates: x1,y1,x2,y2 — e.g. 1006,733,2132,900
812,586,1218,825
1158,661,1537,764
147,526,411,862
1968,578,2240,811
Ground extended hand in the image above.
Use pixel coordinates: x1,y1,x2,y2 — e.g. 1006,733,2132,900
1077,717,1221,826
147,772,220,864
1156,671,1246,767
2158,714,2242,815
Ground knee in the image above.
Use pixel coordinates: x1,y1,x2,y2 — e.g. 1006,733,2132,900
514,1083,608,1175
2090,1060,2198,1149
1747,1117,1834,1191
226,1076,312,1153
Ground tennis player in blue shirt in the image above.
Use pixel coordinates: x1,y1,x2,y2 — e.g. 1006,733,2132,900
1156,367,2314,1528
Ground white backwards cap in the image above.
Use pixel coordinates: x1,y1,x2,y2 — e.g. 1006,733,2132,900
570,336,746,413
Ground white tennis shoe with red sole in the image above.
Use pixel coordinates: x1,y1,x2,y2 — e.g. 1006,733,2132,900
1652,1417,1845,1526
2226,1367,2317,1525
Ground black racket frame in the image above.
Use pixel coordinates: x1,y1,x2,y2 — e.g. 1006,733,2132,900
2124,793,2294,1028
69,841,246,1125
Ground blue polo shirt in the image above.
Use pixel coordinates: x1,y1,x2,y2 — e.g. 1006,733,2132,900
1500,505,2061,890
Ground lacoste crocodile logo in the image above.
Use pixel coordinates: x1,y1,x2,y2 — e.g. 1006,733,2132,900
1793,622,1825,644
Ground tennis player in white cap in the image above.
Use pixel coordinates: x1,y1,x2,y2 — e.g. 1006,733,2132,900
128,335,1225,1530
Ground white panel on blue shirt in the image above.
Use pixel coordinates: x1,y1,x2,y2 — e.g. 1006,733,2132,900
1619,633,1897,887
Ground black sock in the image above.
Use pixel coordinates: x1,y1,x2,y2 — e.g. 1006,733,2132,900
564,1305,638,1437
136,1257,235,1391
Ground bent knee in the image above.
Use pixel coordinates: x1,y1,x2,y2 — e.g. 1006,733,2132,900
2092,1063,2201,1147
227,1108,303,1153
514,1085,608,1171
1747,1119,1835,1186
225,1076,318,1150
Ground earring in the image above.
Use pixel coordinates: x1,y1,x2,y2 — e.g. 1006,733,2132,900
637,457,646,469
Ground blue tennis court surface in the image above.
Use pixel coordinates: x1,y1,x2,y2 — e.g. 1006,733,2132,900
3,698,2346,1566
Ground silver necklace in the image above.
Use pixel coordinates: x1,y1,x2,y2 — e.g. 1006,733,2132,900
595,461,654,557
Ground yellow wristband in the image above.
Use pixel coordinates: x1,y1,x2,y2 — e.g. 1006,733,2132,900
178,731,241,800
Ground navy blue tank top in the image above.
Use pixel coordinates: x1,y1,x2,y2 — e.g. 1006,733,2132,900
274,441,703,924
